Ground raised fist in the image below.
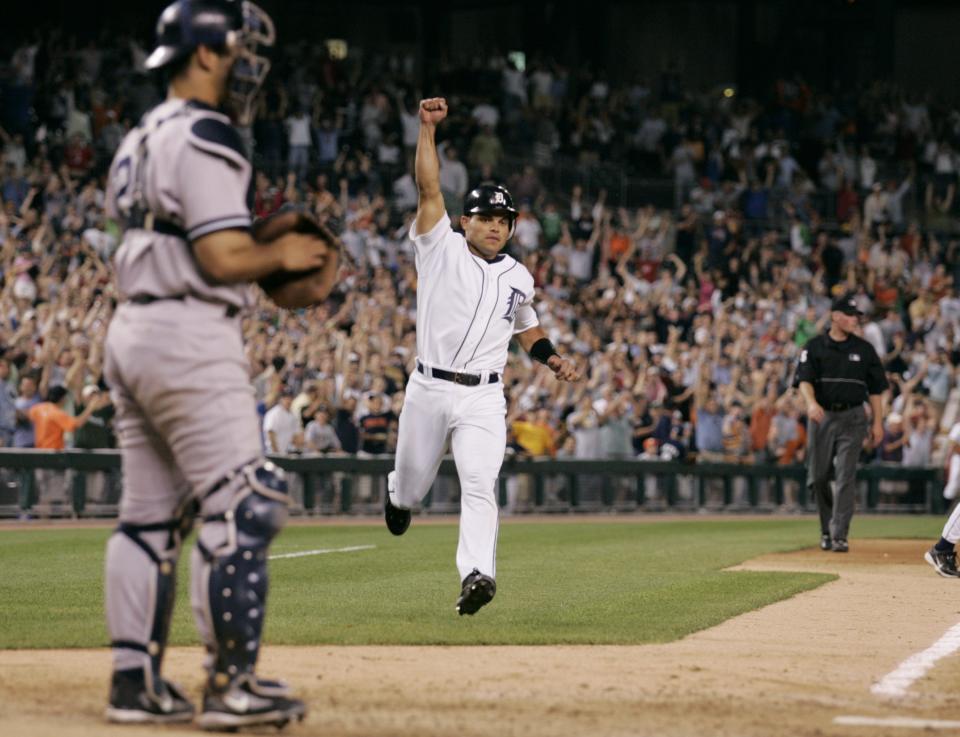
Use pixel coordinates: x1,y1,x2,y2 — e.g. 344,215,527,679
419,98,448,126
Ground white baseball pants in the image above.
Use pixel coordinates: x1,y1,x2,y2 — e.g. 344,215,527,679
391,370,505,581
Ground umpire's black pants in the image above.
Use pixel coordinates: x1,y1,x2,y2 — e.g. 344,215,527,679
806,406,868,541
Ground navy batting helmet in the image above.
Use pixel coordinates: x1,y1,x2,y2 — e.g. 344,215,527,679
145,0,275,125
463,184,519,220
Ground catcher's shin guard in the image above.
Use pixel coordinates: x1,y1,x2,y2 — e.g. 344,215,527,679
193,461,290,685
105,499,197,714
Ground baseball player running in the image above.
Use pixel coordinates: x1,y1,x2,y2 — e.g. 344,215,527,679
384,97,581,615
924,422,960,577
102,1,337,729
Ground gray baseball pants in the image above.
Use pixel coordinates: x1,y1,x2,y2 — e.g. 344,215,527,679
103,299,264,672
806,405,868,541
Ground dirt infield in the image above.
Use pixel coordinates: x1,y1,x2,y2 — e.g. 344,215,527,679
2,538,959,737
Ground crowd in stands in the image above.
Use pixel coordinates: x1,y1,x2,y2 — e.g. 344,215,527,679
2,30,960,505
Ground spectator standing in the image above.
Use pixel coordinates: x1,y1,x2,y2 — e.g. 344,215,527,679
511,408,557,457
305,407,341,453
73,383,117,505
333,396,360,454
285,105,312,183
28,384,105,507
438,143,469,219
0,357,17,446
263,387,301,453
13,375,41,448
358,393,394,455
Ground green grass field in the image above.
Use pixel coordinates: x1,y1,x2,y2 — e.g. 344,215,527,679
0,516,942,649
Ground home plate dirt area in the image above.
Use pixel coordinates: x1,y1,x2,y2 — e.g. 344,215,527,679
2,539,959,737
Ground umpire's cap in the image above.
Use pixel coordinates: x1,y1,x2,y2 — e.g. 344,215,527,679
830,293,863,316
145,0,274,70
463,184,519,221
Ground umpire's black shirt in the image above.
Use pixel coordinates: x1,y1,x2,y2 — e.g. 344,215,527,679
797,332,887,408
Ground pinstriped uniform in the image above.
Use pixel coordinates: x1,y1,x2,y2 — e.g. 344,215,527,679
392,215,538,581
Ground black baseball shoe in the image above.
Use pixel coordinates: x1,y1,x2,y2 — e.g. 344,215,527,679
831,539,849,553
384,471,410,536
456,569,496,616
820,534,832,551
105,668,194,724
197,673,306,731
925,547,960,578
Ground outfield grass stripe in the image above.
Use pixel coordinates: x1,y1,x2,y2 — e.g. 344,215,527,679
269,544,376,560
0,517,942,648
870,621,960,698
835,716,960,729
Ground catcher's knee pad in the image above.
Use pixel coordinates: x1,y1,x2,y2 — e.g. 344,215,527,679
195,461,290,683
106,498,197,685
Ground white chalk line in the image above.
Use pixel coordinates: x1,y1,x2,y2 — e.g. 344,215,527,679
835,716,960,729
870,621,960,698
269,544,376,560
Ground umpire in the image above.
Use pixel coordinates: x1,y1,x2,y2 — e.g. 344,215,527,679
797,293,886,553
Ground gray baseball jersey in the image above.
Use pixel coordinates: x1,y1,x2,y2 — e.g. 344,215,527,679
105,98,255,310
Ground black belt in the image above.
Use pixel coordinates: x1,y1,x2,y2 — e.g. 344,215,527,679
826,402,860,412
417,361,498,386
126,293,240,318
128,215,188,240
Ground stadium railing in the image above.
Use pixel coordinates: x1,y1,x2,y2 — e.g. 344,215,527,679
0,449,945,519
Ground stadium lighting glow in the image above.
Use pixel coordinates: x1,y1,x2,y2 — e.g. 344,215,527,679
325,39,348,60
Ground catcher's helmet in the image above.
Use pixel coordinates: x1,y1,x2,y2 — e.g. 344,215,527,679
463,184,519,220
145,0,275,125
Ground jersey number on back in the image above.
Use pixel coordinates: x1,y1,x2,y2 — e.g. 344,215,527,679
110,155,135,218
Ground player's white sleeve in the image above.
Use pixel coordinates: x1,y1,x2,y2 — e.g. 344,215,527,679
513,297,539,334
407,214,452,256
944,453,960,501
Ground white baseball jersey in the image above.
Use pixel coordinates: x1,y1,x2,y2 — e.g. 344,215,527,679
106,97,255,310
391,212,540,582
408,215,538,374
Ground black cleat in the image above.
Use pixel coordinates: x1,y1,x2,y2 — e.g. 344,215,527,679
105,668,195,724
831,538,849,553
456,569,496,616
384,471,410,536
820,534,832,551
925,547,960,578
197,674,306,731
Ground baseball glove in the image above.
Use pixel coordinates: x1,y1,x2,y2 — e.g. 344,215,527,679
252,210,341,308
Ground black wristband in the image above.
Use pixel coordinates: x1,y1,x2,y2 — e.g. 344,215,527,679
529,337,559,365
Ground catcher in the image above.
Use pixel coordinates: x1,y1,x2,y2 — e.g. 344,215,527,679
102,0,339,729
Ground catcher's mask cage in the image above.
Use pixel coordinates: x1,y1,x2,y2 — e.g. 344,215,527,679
145,0,275,126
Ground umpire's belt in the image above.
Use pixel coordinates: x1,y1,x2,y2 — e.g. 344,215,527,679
126,293,240,318
417,361,498,386
825,402,860,412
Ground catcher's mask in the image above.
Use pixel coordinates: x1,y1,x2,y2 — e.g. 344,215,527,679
145,0,275,126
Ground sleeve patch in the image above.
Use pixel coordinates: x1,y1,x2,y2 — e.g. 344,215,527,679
190,117,247,164
800,350,808,362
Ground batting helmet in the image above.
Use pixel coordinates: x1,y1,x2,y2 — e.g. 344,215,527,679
145,0,275,125
463,184,519,220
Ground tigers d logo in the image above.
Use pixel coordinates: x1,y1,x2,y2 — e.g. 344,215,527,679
491,190,507,206
502,287,525,322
